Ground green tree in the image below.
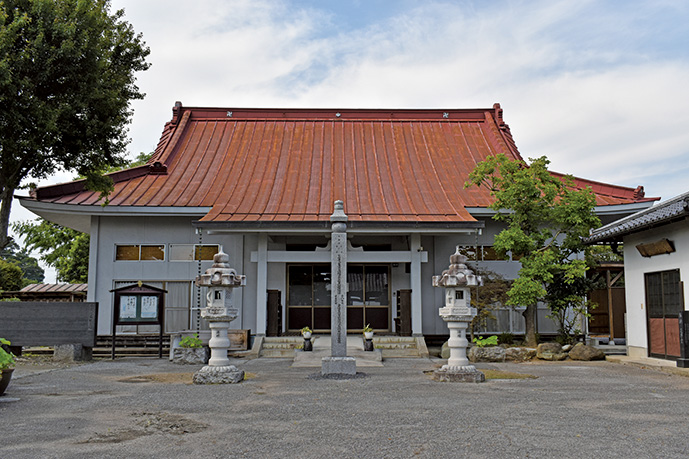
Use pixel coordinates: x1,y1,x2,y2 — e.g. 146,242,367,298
469,268,511,341
0,258,23,291
465,154,601,347
0,239,44,284
0,0,150,249
12,152,153,283
13,219,89,283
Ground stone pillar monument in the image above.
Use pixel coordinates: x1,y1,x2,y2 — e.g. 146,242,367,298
193,251,246,384
321,200,357,376
432,247,485,383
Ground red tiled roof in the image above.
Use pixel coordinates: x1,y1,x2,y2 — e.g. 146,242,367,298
30,103,657,223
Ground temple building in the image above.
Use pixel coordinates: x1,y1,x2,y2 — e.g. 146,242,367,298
19,103,657,344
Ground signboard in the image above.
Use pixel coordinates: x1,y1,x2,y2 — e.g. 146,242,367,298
110,282,167,359
115,294,160,323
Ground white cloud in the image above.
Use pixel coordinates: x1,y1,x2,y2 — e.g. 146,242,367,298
15,0,689,225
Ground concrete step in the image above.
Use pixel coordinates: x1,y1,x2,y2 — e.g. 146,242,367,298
291,348,383,367
372,336,426,358
258,335,429,359
260,336,305,357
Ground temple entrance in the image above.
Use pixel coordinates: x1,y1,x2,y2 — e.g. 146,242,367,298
286,264,390,333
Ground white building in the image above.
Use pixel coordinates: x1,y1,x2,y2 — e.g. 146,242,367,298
587,192,689,362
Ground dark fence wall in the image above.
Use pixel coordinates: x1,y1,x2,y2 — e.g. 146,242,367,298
0,302,97,347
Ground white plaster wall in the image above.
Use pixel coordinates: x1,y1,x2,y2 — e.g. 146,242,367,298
623,220,689,353
90,215,246,335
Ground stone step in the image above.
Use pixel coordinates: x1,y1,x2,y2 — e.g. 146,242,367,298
258,335,428,359
380,348,423,358
260,349,297,358
261,343,302,349
373,343,417,349
373,337,418,343
263,336,303,343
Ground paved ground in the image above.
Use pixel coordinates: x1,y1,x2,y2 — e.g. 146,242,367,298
2,355,689,458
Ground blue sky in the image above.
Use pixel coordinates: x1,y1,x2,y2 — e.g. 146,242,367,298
11,0,689,279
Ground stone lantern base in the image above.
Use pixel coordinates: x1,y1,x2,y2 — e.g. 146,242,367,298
432,366,485,383
193,365,244,384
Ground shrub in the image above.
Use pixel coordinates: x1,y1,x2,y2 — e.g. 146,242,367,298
179,335,203,349
0,338,16,369
472,335,498,347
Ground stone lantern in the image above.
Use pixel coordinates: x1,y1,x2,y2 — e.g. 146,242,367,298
192,251,246,384
432,247,485,383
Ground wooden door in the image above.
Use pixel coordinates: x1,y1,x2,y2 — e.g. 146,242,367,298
266,290,282,337
646,270,683,359
396,289,412,336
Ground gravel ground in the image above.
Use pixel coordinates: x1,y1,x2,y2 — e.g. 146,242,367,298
2,356,689,458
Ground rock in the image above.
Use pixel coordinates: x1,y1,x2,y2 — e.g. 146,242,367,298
441,340,450,359
562,344,573,352
172,348,208,365
433,368,485,383
193,365,244,384
468,346,506,362
505,347,536,362
536,342,567,361
568,343,606,361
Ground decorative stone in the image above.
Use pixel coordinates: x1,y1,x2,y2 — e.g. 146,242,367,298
536,342,567,361
432,247,484,383
468,346,506,362
321,356,357,376
432,367,486,383
192,365,244,384
568,343,606,361
53,343,91,362
172,348,208,365
504,347,536,362
322,201,357,376
194,250,245,384
440,340,450,359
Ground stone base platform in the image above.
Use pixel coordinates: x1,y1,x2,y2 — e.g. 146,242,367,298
321,356,357,376
432,366,485,383
193,365,244,384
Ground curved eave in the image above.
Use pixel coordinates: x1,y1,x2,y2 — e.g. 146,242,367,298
467,201,655,219
18,197,210,233
196,219,484,235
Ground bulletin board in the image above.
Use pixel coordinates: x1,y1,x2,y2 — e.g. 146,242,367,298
110,282,167,359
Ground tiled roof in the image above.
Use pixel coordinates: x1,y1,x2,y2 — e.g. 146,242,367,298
20,283,88,294
586,191,689,243
28,103,657,224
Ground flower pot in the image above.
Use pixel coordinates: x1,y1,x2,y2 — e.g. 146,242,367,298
0,368,14,396
364,331,374,340
302,331,312,340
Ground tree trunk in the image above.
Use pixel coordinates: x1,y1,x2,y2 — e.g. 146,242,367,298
0,186,14,249
522,304,538,347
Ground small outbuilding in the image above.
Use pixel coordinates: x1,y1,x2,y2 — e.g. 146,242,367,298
587,192,689,362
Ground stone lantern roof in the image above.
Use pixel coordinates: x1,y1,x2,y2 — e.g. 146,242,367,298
432,247,480,288
195,251,246,287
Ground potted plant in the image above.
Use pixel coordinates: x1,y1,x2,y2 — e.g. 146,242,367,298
0,337,16,396
300,327,313,351
172,334,207,364
363,324,374,340
300,326,312,340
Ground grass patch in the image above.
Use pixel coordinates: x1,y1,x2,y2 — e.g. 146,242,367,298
482,369,537,380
